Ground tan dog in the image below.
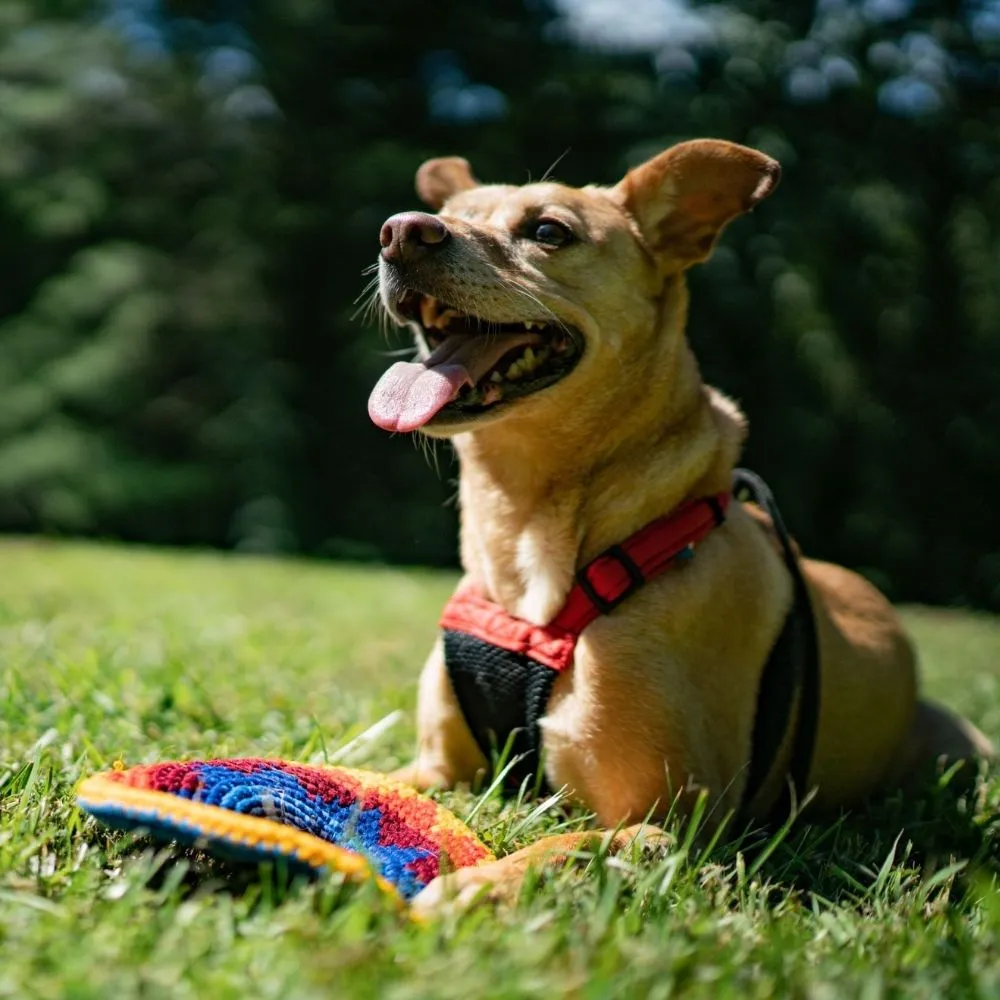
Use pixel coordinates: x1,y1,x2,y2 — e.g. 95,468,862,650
366,139,993,914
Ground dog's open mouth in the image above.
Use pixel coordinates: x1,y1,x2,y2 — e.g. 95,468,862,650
368,290,583,433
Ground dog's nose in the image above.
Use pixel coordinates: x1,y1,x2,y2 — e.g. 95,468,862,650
380,212,450,264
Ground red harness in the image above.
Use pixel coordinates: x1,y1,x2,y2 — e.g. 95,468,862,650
439,492,730,668
437,472,820,818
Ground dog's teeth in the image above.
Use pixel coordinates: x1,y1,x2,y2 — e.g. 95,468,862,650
522,347,536,371
506,362,521,379
524,320,540,331
490,371,504,383
435,309,461,329
419,296,439,328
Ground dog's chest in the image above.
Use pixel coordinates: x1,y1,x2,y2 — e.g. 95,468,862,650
463,500,580,626
513,525,576,624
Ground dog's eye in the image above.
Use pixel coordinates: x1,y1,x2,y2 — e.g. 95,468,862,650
529,220,574,247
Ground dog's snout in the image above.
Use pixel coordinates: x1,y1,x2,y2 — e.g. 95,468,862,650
380,212,450,264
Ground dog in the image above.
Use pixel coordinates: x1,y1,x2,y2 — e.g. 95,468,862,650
366,139,994,914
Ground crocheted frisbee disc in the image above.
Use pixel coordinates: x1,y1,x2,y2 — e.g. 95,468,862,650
77,759,493,901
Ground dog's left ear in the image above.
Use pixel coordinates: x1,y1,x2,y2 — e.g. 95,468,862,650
416,157,479,211
612,140,779,267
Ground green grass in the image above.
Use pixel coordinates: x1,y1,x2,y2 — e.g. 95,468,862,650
3,539,1000,999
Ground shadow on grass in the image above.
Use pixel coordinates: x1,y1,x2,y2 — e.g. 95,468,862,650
106,838,402,922
715,761,1000,910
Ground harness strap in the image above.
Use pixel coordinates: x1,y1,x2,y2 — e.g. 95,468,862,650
441,491,731,791
441,472,821,822
732,469,820,819
550,493,730,636
440,493,732,674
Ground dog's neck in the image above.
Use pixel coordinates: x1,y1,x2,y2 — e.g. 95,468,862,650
450,301,746,624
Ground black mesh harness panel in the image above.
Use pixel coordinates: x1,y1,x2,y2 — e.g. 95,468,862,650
442,629,557,792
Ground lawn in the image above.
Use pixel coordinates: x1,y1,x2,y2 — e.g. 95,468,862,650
2,539,1000,999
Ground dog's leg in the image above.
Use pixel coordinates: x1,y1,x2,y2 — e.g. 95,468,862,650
391,639,488,791
411,823,669,917
888,699,995,791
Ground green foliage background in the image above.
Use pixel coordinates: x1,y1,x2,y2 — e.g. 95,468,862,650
1,0,998,608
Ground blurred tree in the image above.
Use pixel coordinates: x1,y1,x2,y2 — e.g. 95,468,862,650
0,0,997,608
0,0,290,548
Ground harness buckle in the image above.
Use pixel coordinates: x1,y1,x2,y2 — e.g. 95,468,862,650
576,544,646,616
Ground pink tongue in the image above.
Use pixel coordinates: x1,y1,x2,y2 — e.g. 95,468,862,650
368,332,539,432
368,362,470,433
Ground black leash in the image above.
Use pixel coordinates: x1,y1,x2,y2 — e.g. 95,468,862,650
732,468,821,822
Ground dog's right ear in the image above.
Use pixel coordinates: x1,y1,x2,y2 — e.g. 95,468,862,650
415,157,479,210
612,140,779,268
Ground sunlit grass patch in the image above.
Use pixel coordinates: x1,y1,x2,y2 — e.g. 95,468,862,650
2,539,1000,998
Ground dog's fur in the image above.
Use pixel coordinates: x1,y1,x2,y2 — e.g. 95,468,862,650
372,140,994,914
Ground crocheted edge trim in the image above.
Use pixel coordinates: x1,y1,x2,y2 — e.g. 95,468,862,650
77,774,404,905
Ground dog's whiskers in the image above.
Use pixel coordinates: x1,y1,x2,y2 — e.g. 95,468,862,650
352,271,387,334
539,147,571,184
412,429,445,476
352,278,378,308
498,277,573,337
376,346,420,358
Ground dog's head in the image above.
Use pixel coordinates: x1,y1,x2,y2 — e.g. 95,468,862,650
368,140,779,438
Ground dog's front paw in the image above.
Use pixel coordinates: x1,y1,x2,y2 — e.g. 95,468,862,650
389,761,454,791
612,822,674,853
410,862,507,918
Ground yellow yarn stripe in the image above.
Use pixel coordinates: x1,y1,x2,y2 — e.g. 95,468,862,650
77,775,404,906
